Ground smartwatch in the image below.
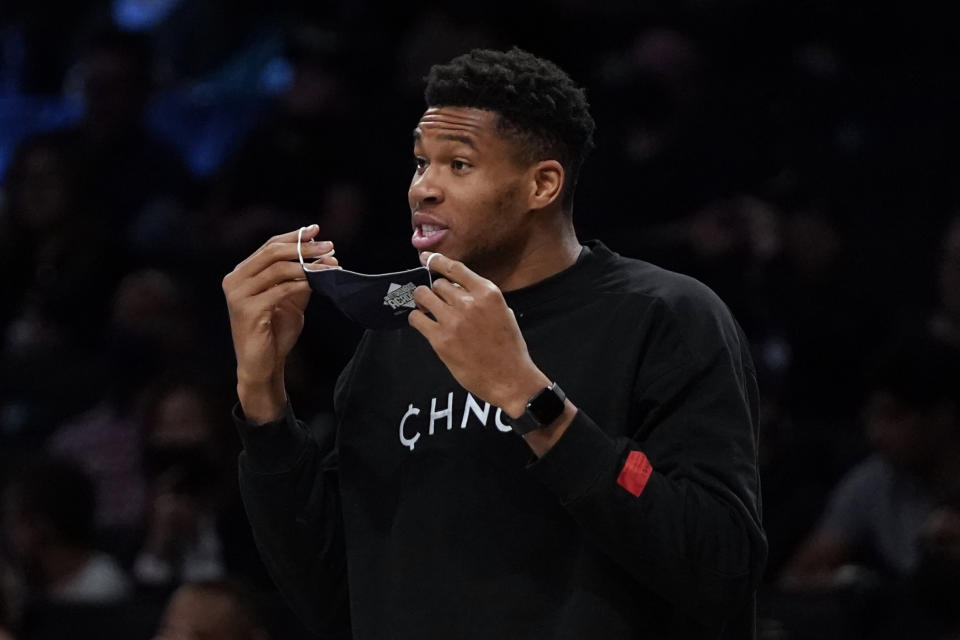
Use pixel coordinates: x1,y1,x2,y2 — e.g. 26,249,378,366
508,382,566,435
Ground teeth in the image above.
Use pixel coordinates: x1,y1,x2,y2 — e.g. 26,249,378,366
421,224,442,237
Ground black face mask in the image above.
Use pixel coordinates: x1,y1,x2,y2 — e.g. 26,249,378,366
298,227,435,330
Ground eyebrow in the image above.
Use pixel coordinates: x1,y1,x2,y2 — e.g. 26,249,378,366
412,128,477,150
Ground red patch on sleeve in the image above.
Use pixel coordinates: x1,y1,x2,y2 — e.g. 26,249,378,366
617,450,653,497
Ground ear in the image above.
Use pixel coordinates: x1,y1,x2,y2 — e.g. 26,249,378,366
527,160,564,211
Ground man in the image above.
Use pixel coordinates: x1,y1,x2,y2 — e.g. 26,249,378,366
223,48,765,639
782,335,960,588
1,455,131,605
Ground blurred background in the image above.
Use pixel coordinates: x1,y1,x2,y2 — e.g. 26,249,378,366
1,1,959,639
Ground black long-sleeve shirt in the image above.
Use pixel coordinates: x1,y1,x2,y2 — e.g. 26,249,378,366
236,241,766,639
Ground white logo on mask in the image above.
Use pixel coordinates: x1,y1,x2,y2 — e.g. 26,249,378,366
384,282,417,310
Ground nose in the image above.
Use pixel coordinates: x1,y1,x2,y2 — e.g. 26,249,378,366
408,165,443,209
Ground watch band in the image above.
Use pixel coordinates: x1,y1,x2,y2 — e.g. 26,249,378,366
509,382,566,435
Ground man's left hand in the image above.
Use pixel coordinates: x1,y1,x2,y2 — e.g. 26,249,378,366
408,252,550,418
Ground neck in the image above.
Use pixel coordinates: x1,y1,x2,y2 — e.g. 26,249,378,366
490,214,581,292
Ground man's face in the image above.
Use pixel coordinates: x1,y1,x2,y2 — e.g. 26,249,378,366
408,107,533,276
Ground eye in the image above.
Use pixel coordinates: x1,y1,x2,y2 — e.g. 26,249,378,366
451,159,471,173
414,156,428,173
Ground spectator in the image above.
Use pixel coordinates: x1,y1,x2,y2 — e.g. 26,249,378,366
47,269,203,536
105,269,204,372
206,24,366,262
781,335,960,589
0,132,111,334
1,455,131,605
578,27,732,238
0,133,122,450
199,23,345,267
134,377,256,589
54,28,192,262
153,579,270,640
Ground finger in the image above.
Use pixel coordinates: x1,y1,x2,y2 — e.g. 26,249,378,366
238,239,333,277
240,225,319,268
430,278,468,305
305,255,339,271
420,252,485,291
235,235,334,279
256,224,320,253
311,255,339,267
408,308,440,340
244,278,311,314
412,285,453,322
231,260,309,299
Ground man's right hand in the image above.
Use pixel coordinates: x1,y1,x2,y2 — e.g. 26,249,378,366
222,225,338,424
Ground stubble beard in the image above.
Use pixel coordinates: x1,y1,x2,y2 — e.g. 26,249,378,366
459,184,528,283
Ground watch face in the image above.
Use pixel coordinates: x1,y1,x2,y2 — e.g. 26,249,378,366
528,383,565,426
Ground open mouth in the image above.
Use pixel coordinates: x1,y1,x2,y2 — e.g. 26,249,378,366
411,223,449,250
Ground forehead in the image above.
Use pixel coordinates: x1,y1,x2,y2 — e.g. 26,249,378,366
413,106,500,144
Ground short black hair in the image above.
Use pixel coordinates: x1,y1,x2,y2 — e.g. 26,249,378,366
424,47,595,211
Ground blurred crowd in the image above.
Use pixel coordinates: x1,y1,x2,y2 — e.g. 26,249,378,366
1,1,959,639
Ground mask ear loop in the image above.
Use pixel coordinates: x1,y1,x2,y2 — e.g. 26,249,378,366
425,252,440,288
297,226,335,273
297,226,308,270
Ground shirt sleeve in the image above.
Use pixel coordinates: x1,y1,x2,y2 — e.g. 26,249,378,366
234,402,352,639
527,292,766,628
